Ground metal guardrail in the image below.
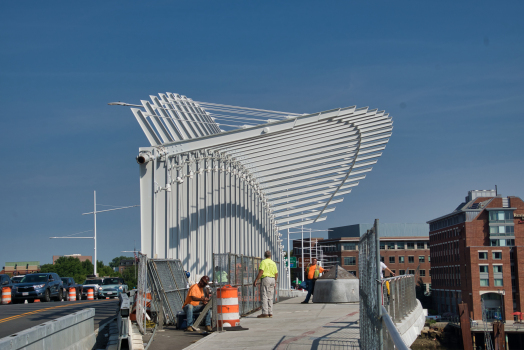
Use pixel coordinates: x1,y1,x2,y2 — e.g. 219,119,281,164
381,275,417,324
381,306,409,350
117,293,131,349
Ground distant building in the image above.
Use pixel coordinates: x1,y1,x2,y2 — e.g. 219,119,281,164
52,254,92,264
291,223,431,292
118,259,136,274
1,261,40,276
428,190,524,322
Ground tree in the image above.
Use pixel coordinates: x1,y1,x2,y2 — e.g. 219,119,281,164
109,256,132,269
122,265,137,289
96,260,121,278
40,257,121,284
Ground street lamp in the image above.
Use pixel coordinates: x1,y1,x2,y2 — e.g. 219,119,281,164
51,191,139,277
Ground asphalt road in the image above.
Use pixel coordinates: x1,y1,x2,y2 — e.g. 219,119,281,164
0,299,120,339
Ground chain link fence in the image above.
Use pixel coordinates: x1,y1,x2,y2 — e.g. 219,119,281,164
136,253,149,334
212,253,279,317
359,219,381,350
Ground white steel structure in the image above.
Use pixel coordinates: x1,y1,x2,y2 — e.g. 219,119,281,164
126,92,393,289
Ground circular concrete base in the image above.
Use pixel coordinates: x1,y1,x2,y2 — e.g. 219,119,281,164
312,279,359,303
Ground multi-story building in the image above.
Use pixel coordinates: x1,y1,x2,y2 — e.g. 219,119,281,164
427,190,524,321
1,261,40,276
291,223,431,292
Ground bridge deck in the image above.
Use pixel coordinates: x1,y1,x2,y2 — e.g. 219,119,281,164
153,296,361,350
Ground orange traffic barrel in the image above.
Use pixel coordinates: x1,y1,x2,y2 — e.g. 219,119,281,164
216,285,240,327
34,299,40,302
1,287,11,305
69,287,76,301
87,289,94,300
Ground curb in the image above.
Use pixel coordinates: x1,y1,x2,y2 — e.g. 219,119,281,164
182,331,220,350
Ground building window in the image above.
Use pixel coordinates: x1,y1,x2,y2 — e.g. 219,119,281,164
397,242,405,249
344,257,356,265
348,271,356,276
389,256,395,264
420,270,426,277
419,256,425,263
506,239,515,246
479,252,488,260
407,242,415,249
489,226,514,234
493,266,503,273
387,242,395,250
489,210,513,222
408,270,415,275
380,256,384,263
343,243,356,251
480,279,489,287
479,266,488,273
493,252,502,260
380,242,386,250
391,270,396,274
408,256,414,263
399,256,405,263
399,270,405,275
494,279,504,287
428,255,431,262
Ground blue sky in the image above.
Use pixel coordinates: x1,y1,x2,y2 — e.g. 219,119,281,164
1,1,523,266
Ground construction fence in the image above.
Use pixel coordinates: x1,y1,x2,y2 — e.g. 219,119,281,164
213,253,279,316
135,252,281,333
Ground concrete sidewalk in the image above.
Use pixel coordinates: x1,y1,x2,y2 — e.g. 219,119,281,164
187,297,360,350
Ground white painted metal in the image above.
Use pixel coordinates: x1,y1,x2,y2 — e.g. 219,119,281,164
131,92,392,289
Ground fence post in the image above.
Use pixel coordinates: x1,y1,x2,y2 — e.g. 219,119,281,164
374,219,383,350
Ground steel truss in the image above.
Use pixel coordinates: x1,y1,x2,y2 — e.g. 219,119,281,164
130,93,393,289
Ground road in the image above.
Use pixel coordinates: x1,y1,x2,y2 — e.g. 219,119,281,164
0,299,119,339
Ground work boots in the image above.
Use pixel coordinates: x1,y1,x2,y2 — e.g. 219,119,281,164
205,326,213,332
185,326,195,332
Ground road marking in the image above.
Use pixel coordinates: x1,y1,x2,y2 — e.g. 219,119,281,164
0,300,115,324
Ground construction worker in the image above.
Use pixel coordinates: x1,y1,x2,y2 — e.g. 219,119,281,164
182,276,212,332
214,266,228,284
253,250,278,318
301,258,327,304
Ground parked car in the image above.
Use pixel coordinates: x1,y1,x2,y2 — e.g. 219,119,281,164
0,274,16,302
60,277,83,301
13,273,63,303
98,277,128,298
82,278,103,300
11,276,25,284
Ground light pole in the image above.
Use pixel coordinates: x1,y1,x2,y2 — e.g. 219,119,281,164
82,191,139,276
50,191,139,276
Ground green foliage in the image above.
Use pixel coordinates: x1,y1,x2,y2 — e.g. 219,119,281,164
96,260,121,278
122,265,137,289
427,319,437,324
109,256,132,269
40,257,120,284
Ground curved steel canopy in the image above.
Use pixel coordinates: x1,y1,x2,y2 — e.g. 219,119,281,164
130,92,392,281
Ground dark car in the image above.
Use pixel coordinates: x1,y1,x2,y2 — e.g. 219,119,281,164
13,273,63,303
61,277,83,301
11,276,25,284
0,274,16,302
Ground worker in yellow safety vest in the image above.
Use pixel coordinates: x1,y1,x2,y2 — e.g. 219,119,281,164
301,258,328,304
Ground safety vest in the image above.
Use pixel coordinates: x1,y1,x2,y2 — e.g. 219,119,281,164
306,264,320,280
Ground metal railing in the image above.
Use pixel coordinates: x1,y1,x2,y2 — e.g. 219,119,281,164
381,275,417,324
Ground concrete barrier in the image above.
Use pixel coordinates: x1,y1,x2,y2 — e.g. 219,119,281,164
0,308,95,350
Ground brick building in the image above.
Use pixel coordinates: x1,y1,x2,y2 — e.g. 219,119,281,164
427,190,524,321
291,223,431,292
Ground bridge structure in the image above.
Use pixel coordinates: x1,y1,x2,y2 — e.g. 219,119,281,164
126,92,393,288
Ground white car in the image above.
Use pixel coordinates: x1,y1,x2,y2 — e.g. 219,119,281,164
82,278,103,299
